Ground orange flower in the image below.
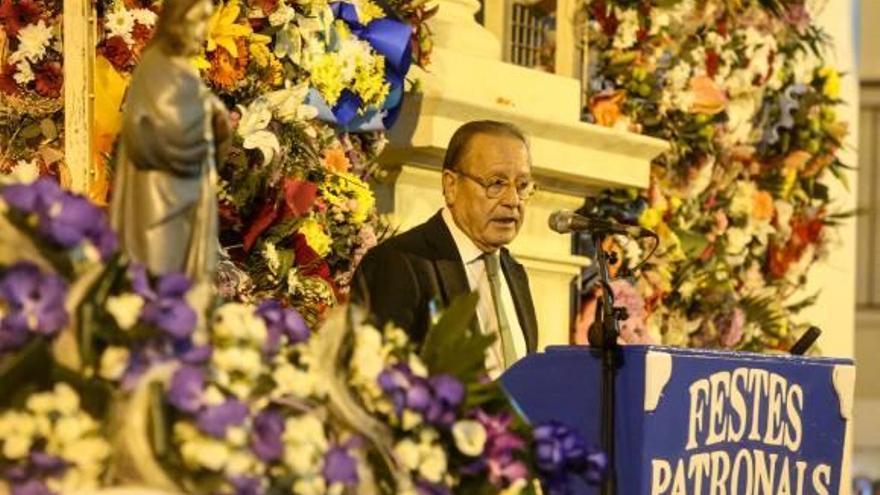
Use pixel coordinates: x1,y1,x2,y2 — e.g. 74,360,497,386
589,91,625,127
208,39,248,91
803,152,836,177
752,190,774,222
322,147,351,173
782,149,811,174
689,75,726,115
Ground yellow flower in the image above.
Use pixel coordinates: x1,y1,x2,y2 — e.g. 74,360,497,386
300,216,332,257
354,0,385,24
206,1,252,57
354,55,389,108
349,175,375,224
639,207,663,230
819,66,840,99
310,53,345,105
248,35,274,68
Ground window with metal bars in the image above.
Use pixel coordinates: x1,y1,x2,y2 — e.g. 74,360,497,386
505,0,556,72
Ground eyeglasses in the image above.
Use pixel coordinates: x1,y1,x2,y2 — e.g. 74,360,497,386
453,169,537,200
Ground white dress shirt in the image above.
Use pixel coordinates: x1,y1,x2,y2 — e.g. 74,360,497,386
442,208,527,379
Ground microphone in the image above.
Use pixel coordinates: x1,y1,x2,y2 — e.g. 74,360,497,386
789,326,821,355
548,209,655,238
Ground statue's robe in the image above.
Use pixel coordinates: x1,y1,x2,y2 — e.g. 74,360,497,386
110,45,219,281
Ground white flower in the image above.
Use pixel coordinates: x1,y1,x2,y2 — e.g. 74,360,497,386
452,420,487,456
261,242,282,277
13,60,34,85
131,8,158,27
612,9,639,50
282,415,327,476
394,429,447,483
725,227,752,267
27,383,80,416
181,435,231,471
105,293,145,330
0,413,35,459
98,346,131,380
236,101,281,166
105,9,135,45
269,4,297,26
12,20,54,63
10,159,39,183
723,95,760,147
729,181,757,219
649,9,671,35
774,200,793,240
213,303,268,345
265,83,317,122
273,363,323,399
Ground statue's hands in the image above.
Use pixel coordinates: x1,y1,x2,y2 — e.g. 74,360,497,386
211,98,233,164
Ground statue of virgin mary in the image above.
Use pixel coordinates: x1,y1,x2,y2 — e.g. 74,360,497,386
110,0,230,283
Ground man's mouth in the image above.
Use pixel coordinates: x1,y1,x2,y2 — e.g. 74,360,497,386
491,217,519,226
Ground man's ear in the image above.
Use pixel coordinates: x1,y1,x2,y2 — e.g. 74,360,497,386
441,169,457,206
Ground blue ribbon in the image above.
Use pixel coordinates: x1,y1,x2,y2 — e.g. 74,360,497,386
310,2,412,132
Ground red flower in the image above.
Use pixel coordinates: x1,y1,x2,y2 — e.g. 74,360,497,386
766,213,824,279
705,50,720,79
0,0,43,36
0,63,21,95
33,59,62,98
101,36,135,71
243,199,280,252
292,233,331,282
281,178,318,219
131,22,155,56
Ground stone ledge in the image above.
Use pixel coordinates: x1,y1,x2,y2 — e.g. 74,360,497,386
384,49,669,193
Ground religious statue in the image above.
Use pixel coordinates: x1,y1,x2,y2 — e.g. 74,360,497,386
110,0,231,283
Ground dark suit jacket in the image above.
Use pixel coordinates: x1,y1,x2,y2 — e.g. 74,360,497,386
352,210,538,353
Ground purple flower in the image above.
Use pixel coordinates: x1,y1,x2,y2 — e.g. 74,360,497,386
2,179,62,214
322,445,358,486
2,179,117,260
0,262,68,346
465,410,529,488
172,340,212,365
425,375,464,426
167,366,205,413
197,399,249,438
256,300,310,354
415,480,451,495
230,476,263,495
10,480,53,495
379,365,464,427
29,452,66,475
250,409,284,462
533,421,606,492
129,265,197,339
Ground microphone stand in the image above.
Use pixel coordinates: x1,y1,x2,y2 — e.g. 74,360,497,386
587,231,621,495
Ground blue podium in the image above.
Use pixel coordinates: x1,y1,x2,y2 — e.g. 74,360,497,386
501,346,855,494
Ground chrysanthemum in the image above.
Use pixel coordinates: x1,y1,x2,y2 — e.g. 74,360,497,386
104,9,135,45
208,39,249,91
11,20,54,64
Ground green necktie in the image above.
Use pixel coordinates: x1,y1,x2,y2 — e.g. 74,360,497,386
482,252,518,369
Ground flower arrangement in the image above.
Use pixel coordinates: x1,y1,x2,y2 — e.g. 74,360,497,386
0,179,606,495
581,0,850,352
0,0,66,186
88,0,435,326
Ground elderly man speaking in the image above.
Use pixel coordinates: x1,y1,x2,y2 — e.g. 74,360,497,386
353,120,538,376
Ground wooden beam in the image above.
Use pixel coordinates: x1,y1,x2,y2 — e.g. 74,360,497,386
63,0,95,194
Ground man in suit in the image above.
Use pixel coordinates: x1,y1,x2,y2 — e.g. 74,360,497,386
353,120,538,377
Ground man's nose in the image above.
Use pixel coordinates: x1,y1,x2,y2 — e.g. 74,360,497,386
497,184,522,207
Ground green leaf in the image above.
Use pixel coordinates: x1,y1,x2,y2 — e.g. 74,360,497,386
785,291,821,314
0,339,52,408
675,228,709,258
419,292,492,383
149,381,171,460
